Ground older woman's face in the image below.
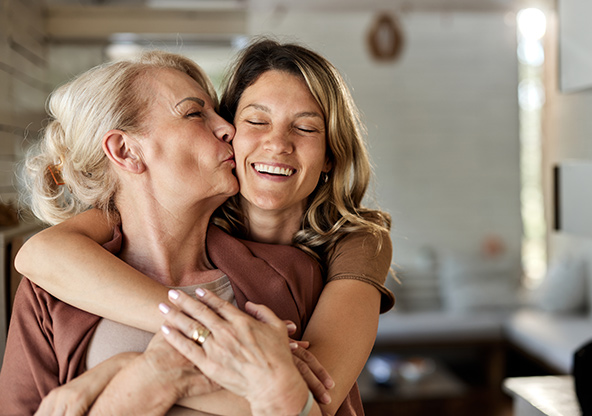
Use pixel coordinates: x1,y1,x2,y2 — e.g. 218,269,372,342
232,70,330,216
139,69,238,207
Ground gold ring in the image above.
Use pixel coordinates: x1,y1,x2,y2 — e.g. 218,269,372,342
190,327,210,346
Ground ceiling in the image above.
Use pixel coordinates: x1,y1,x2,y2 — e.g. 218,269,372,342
46,0,554,13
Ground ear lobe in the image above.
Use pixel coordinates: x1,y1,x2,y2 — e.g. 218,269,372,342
102,130,145,174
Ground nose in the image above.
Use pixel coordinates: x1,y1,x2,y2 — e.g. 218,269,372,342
212,115,235,143
263,129,293,154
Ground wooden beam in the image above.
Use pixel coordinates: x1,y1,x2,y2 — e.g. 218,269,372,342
45,5,247,42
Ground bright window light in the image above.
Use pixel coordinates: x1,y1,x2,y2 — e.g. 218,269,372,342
517,8,547,40
517,39,544,67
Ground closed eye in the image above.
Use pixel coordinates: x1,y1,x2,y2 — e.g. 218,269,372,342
247,120,267,126
187,111,203,118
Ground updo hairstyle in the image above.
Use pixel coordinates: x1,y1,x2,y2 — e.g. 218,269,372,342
21,50,216,225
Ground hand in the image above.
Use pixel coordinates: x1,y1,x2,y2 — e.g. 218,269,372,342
160,289,313,416
282,320,335,405
36,377,96,416
290,343,334,405
88,334,219,416
35,352,138,416
141,331,220,400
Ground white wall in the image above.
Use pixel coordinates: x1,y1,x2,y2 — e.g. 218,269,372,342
36,8,524,274
545,11,592,266
0,0,47,204
250,10,522,267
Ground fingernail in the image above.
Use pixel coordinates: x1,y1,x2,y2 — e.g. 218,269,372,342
158,303,170,314
322,393,331,404
195,288,205,297
168,289,179,300
161,325,170,335
326,379,335,389
286,322,297,332
289,342,299,350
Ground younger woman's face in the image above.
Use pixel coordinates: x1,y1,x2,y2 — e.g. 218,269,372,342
232,70,331,217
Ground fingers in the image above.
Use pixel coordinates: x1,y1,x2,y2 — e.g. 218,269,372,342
284,320,298,335
244,301,285,330
166,289,224,331
158,301,211,344
160,324,209,370
292,352,332,405
291,345,335,395
289,339,310,349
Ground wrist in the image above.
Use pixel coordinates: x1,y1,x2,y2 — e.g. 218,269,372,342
249,381,312,416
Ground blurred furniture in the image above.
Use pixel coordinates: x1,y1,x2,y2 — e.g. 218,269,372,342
367,241,592,414
503,376,581,416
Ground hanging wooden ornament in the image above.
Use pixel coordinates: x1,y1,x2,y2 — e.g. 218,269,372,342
367,12,404,62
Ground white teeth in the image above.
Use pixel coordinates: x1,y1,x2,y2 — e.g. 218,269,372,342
254,163,294,176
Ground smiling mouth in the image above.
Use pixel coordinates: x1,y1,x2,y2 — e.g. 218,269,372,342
253,163,295,177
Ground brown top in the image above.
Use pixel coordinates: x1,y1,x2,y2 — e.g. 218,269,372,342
0,226,363,416
327,229,395,313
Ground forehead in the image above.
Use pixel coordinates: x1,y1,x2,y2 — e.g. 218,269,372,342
240,70,320,111
146,68,212,107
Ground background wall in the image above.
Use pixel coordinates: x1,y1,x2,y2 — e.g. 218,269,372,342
0,0,47,206
545,11,592,263
248,10,522,269
1,3,527,313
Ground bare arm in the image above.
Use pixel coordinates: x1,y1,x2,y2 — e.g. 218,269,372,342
14,209,168,332
89,332,251,416
35,352,138,416
302,279,381,414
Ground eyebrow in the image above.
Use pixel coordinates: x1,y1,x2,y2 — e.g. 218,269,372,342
175,97,205,108
245,103,323,119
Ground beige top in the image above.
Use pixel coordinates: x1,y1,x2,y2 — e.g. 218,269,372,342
86,273,234,370
326,229,395,313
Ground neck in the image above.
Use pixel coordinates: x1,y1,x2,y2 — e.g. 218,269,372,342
240,197,304,245
116,190,224,287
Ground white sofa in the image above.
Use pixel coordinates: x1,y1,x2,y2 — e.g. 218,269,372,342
375,248,592,378
375,308,592,375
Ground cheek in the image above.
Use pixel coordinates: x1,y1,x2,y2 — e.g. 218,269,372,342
232,134,255,166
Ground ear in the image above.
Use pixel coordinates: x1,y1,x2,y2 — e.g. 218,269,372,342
102,130,145,174
322,157,333,173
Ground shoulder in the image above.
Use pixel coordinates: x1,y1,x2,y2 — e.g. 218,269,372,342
326,229,395,313
329,229,392,266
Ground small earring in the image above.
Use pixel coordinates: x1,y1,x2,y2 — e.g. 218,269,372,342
323,173,329,184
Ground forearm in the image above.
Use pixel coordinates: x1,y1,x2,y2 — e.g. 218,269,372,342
81,352,140,401
89,355,181,416
303,280,381,415
15,211,168,332
177,390,251,415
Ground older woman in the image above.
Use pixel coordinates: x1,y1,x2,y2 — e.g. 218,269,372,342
0,50,328,415
13,39,394,415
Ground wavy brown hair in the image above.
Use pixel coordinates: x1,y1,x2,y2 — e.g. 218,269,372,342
213,38,391,261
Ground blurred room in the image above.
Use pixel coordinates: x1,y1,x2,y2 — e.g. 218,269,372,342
1,0,591,414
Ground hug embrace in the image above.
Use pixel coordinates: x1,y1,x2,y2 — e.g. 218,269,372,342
0,37,394,416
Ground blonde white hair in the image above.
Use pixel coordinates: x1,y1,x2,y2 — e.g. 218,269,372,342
21,51,216,225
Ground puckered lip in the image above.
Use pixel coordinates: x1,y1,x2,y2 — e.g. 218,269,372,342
251,162,297,177
222,153,236,168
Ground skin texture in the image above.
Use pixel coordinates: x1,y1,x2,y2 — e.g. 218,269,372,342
14,69,383,415
232,70,331,244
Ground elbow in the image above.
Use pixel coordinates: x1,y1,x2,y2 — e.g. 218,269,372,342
14,242,31,276
14,231,45,279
